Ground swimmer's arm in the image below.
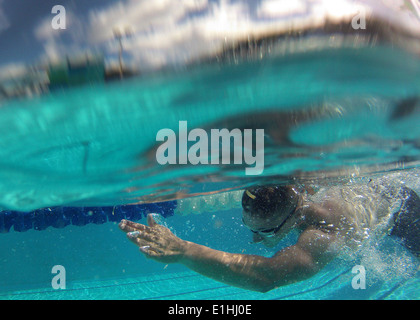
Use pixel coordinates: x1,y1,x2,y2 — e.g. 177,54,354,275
180,228,336,292
119,216,335,293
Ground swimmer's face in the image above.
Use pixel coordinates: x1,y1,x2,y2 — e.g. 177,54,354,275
242,207,291,247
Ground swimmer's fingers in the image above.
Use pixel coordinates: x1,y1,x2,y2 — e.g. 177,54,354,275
147,214,158,227
119,215,161,233
128,230,156,242
119,219,149,233
126,230,152,246
126,231,159,258
139,247,159,259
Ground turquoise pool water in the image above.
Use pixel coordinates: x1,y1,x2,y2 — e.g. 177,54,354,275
2,267,419,300
1,204,419,300
0,43,419,300
1,46,420,210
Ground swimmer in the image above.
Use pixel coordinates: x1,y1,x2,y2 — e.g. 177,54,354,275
119,183,419,292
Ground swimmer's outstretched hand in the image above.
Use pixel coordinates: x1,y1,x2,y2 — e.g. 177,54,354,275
119,214,186,264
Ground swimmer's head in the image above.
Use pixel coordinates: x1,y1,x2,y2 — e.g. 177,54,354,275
241,185,300,241
242,185,299,219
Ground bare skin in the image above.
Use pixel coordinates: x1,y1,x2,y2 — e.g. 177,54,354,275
118,190,355,293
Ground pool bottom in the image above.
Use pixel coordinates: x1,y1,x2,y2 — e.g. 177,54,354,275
1,266,418,300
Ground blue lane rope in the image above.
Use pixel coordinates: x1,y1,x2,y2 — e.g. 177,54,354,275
0,201,177,233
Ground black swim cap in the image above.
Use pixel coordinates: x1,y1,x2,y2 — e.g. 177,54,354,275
242,185,298,218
